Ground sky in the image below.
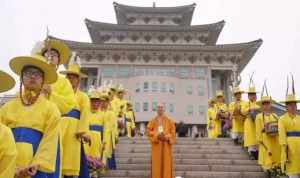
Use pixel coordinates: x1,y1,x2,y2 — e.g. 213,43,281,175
0,0,299,101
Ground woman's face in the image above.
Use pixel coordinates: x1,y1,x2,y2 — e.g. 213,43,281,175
44,49,60,66
22,66,44,91
90,99,101,111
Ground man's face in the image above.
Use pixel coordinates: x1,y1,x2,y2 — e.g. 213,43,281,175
90,99,101,111
217,96,224,103
157,105,165,115
22,66,44,91
66,74,80,90
262,102,271,111
234,93,242,101
44,49,60,66
248,93,257,101
286,102,297,115
117,91,125,99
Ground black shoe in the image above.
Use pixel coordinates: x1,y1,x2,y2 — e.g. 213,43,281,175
233,138,239,145
254,151,259,160
249,151,256,160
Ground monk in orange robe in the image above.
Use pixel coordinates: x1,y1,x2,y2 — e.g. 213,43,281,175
147,104,176,178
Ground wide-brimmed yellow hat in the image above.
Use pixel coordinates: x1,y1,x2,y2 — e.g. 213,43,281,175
89,90,101,100
100,92,110,101
40,39,71,65
9,55,57,84
208,98,216,104
60,64,87,78
232,87,244,95
280,94,300,104
257,96,275,106
0,70,15,93
246,87,259,94
216,90,224,97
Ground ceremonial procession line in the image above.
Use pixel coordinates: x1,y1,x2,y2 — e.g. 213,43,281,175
0,38,299,178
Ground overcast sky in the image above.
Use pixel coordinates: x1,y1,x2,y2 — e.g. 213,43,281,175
1,0,299,101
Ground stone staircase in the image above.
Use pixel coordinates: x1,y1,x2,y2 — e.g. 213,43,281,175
102,137,266,178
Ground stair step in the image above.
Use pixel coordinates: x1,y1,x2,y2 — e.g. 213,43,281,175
101,170,267,178
116,153,250,159
117,158,257,165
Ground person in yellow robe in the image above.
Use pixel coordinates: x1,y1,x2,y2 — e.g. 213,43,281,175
1,55,60,178
147,103,176,178
125,103,136,138
207,98,217,138
278,79,300,177
229,87,247,145
215,90,230,137
84,90,106,178
0,70,17,178
242,86,260,160
101,92,118,170
60,62,91,177
32,39,76,177
256,94,280,173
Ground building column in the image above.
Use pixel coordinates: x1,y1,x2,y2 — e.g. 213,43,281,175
207,68,212,98
96,67,101,87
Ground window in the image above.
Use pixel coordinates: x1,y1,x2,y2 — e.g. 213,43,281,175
117,66,131,77
178,67,191,78
152,81,159,92
169,103,174,113
199,105,206,116
161,82,167,92
143,102,149,112
186,105,194,116
135,82,141,93
169,83,175,94
135,102,140,112
197,82,205,96
144,82,149,92
102,67,114,77
194,67,207,78
186,85,193,95
152,102,157,111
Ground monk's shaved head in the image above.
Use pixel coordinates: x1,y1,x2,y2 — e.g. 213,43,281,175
157,103,165,116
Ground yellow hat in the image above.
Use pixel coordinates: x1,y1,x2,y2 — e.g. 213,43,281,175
232,87,244,95
9,55,57,84
60,64,87,78
89,90,101,99
257,96,275,106
280,94,300,104
246,87,258,94
208,98,216,104
100,92,110,101
0,70,15,93
40,39,71,65
216,90,224,97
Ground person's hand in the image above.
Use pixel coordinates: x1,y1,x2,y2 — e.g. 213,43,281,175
75,131,85,139
158,132,165,141
26,164,39,177
15,167,27,178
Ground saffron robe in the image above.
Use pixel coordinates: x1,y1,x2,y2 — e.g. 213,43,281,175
147,115,176,178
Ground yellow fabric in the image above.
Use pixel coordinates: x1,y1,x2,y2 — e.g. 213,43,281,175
49,75,76,115
0,123,17,178
256,113,280,170
84,110,105,158
125,110,136,138
242,101,259,147
206,107,216,138
60,64,87,78
214,102,228,137
111,97,128,117
103,109,117,159
61,90,90,176
278,113,300,175
0,96,60,174
229,101,247,133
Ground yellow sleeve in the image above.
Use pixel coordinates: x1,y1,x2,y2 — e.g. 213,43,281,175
0,125,17,178
50,76,76,115
241,102,249,116
255,114,263,142
31,103,61,173
77,92,90,133
278,116,287,146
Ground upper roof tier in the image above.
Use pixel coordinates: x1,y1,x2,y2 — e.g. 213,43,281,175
85,18,225,45
113,2,196,26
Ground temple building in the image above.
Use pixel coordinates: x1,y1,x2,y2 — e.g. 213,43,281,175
53,2,262,135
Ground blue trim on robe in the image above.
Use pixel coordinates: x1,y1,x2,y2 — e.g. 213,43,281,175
12,127,60,178
107,151,117,170
89,125,103,132
287,131,300,137
79,143,90,178
63,108,81,119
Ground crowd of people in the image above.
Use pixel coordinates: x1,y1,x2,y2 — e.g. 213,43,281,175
0,38,136,178
206,77,300,178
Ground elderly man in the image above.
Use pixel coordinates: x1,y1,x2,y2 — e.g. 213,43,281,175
147,104,176,178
